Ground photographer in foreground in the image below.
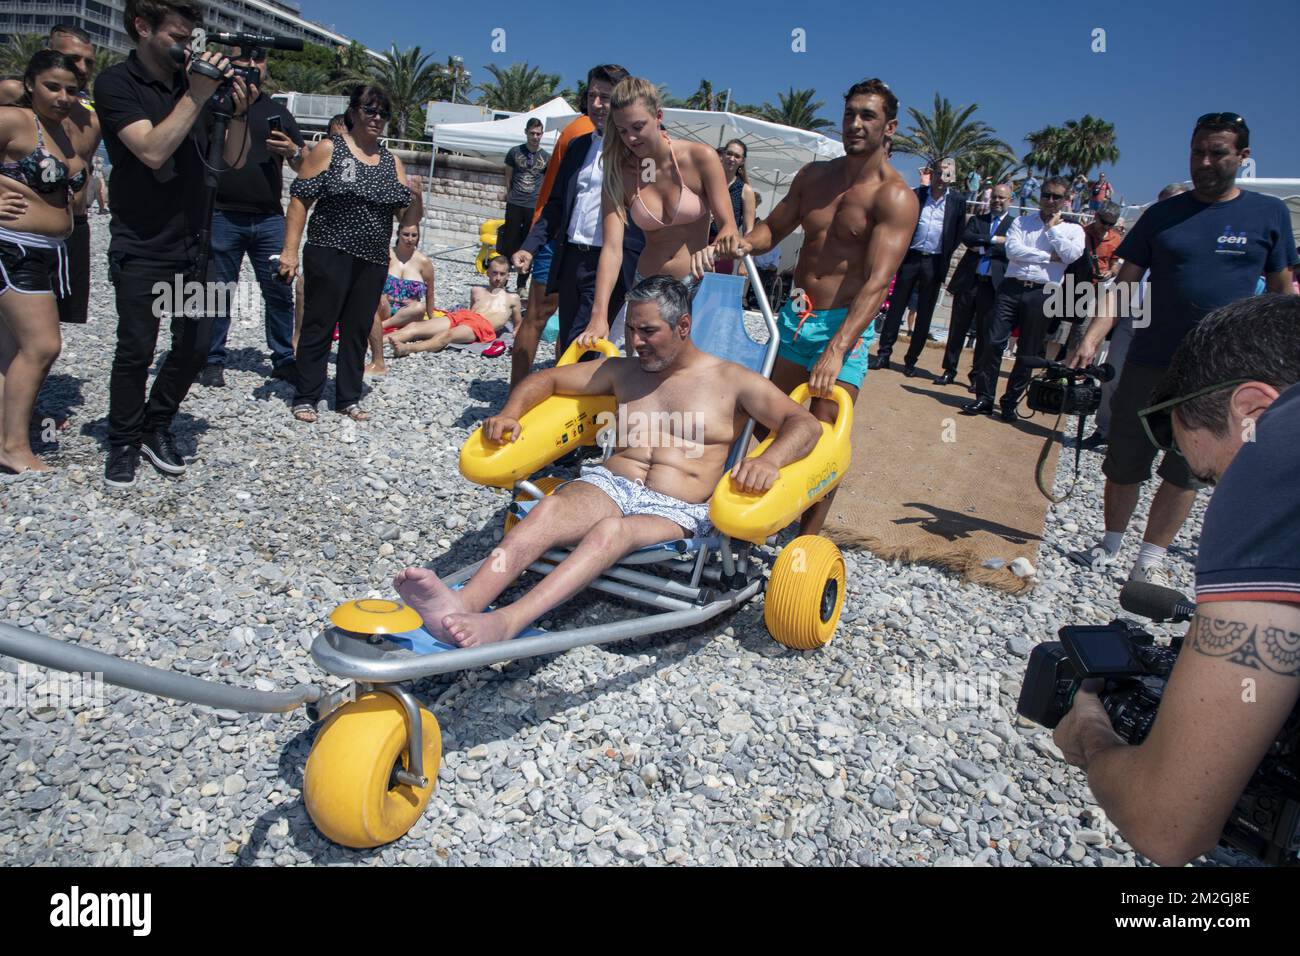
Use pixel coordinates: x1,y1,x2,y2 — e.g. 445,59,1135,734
96,0,250,489
1054,294,1300,866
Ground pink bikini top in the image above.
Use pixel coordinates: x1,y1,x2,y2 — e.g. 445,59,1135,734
629,137,705,232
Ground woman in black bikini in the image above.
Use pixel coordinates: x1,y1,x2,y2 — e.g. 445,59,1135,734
0,51,86,473
277,85,421,423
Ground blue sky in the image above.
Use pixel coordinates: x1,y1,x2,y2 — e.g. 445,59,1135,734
296,0,1295,204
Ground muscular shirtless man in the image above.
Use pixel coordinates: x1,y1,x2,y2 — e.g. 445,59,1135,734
393,275,822,647
721,78,917,535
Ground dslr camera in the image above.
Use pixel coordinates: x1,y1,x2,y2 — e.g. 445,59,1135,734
1024,357,1114,417
1017,582,1300,865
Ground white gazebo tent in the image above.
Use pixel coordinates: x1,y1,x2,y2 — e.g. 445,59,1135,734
429,96,577,158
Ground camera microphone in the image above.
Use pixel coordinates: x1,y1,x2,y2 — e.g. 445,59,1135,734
210,31,304,52
1119,580,1197,623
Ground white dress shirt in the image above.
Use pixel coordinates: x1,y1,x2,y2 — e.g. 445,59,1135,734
1005,212,1086,284
910,188,948,254
567,133,605,247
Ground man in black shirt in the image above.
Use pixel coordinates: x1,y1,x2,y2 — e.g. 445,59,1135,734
198,46,304,388
94,0,250,489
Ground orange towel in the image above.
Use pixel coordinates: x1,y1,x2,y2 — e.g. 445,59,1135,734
445,309,498,343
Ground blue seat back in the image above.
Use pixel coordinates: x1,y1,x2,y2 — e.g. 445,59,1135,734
688,272,772,376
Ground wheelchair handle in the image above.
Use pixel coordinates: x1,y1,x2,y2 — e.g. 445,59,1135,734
787,383,854,443
557,337,620,367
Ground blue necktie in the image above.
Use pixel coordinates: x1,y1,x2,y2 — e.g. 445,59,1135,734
977,216,1000,276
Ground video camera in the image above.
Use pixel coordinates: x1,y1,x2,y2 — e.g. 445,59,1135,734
1023,356,1114,417
171,30,303,115
1017,580,1300,865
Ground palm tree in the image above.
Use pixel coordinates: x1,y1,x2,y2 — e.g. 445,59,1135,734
0,33,46,76
891,93,1014,168
1058,114,1119,178
758,87,832,132
556,79,585,112
271,62,329,95
684,79,728,111
476,62,561,112
369,46,443,138
1023,125,1067,175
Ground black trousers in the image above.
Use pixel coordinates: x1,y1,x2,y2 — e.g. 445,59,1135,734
498,202,534,291
972,277,1051,407
57,214,90,324
556,243,627,353
295,245,387,410
875,249,946,364
107,253,215,447
942,275,997,374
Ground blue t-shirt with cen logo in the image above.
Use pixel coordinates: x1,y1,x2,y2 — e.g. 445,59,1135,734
1117,190,1297,366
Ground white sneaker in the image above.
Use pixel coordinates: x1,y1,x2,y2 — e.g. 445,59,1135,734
1129,562,1171,589
1068,545,1117,572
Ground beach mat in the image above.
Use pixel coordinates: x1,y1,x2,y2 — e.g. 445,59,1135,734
821,343,1061,595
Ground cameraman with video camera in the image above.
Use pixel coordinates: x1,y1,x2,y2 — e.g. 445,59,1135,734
1053,293,1300,866
95,0,251,489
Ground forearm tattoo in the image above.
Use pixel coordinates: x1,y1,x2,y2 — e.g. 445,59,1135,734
1189,613,1300,676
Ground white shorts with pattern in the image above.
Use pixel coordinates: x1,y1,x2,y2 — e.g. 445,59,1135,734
572,464,712,538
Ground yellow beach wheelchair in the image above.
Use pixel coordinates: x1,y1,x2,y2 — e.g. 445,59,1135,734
474,218,506,275
303,258,854,847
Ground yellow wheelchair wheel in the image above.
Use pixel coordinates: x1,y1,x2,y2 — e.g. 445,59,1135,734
764,535,846,650
504,476,567,534
304,692,442,848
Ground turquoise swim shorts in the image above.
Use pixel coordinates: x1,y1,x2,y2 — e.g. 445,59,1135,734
776,299,875,389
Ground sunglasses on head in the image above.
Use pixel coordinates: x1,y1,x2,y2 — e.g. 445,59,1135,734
1137,379,1251,454
361,105,391,120
1197,112,1247,129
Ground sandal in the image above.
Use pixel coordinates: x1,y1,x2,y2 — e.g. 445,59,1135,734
339,405,370,422
292,404,317,423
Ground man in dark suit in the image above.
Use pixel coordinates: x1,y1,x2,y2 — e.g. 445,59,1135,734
869,159,967,375
936,182,1013,387
513,64,644,355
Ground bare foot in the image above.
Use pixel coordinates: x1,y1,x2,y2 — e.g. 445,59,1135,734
392,567,464,641
0,449,51,474
442,610,514,648
364,362,387,377
391,342,410,358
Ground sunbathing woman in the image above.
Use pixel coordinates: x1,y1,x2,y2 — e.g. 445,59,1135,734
587,76,739,347
388,254,519,356
366,222,435,375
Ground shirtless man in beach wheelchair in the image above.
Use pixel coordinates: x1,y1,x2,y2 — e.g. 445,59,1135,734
393,275,823,647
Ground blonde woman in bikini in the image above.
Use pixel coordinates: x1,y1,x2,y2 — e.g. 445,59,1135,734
586,76,739,348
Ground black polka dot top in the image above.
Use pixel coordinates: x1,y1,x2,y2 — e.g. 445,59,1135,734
291,134,413,265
